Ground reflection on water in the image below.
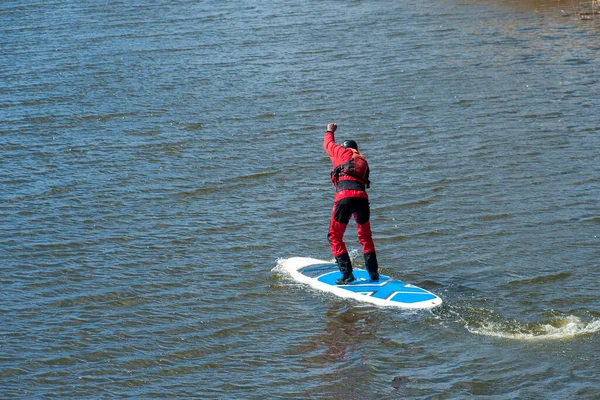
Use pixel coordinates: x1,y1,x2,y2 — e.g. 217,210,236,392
300,306,379,366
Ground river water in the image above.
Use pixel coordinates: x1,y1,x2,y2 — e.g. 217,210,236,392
1,0,599,398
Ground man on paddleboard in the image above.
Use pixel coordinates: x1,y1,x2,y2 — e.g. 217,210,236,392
323,123,379,285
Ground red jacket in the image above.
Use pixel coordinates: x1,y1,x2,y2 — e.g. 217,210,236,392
323,131,369,202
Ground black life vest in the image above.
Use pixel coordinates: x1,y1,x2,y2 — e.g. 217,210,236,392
331,151,371,191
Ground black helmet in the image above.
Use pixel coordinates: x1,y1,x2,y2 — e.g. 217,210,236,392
342,140,358,151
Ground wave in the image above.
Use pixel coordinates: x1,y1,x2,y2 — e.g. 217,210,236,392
505,272,572,286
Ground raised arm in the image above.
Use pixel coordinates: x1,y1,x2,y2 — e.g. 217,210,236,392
323,123,352,164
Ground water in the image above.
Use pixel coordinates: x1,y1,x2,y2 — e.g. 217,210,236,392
1,0,599,397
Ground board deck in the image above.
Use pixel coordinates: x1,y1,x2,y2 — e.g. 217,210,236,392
283,257,442,309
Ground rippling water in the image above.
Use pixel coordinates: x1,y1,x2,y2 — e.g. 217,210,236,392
1,0,599,398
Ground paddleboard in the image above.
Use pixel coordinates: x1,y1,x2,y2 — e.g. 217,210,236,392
282,257,442,309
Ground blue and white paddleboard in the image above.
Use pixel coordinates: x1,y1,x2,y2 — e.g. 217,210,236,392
283,257,442,309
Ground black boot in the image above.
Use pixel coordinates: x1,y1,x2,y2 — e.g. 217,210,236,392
335,253,355,285
364,252,379,281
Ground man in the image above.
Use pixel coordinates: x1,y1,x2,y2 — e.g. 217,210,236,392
323,122,379,285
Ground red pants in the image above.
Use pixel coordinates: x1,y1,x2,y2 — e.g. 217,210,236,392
328,197,376,257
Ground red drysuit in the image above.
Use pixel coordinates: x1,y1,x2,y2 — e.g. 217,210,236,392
323,130,376,258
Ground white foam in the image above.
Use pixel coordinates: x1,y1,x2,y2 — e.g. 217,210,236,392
277,257,328,272
467,315,600,340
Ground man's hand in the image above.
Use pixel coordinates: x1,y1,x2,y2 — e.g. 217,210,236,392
327,123,337,133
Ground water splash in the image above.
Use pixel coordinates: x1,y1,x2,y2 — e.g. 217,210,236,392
433,303,600,341
467,315,600,340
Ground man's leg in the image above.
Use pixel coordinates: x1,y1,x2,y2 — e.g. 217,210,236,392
354,198,379,281
328,199,355,284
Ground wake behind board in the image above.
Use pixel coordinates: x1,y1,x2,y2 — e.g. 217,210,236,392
283,257,442,309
